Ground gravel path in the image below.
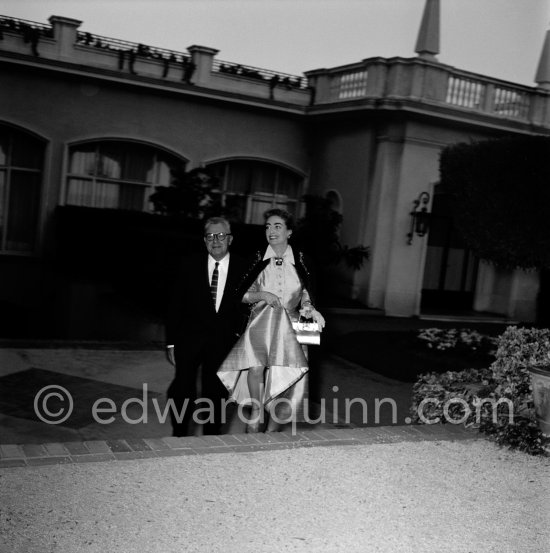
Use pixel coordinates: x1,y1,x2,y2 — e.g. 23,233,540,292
1,440,548,552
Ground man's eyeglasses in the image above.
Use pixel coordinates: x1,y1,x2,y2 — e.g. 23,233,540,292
205,232,231,242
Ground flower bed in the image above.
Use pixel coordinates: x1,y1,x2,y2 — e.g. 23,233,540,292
417,327,498,352
329,327,496,382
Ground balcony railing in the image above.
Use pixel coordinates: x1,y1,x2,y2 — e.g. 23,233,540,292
0,15,53,37
75,31,191,63
493,86,530,118
446,75,531,118
330,69,368,100
305,57,549,127
0,14,53,56
446,76,485,109
0,14,309,103
213,58,307,90
1,14,549,126
74,32,309,90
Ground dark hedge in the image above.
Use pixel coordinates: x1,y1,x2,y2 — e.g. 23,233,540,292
439,136,550,271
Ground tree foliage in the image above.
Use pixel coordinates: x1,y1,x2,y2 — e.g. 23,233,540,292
439,136,550,270
149,166,221,219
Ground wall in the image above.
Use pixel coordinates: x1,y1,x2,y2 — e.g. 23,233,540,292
474,262,539,322
307,110,541,319
1,54,545,336
307,115,375,297
0,65,310,337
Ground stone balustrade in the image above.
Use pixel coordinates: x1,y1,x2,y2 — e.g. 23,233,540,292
305,57,550,127
0,14,311,106
1,13,549,125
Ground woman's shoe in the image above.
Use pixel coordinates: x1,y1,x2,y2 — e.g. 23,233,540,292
246,406,263,433
265,419,281,433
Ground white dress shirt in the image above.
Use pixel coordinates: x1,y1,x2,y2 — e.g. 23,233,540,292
208,252,230,312
256,245,312,310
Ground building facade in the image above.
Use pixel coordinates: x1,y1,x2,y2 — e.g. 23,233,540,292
1,7,550,338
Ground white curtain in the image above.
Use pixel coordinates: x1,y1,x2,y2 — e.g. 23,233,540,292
66,178,94,206
153,159,173,186
0,138,7,166
100,153,122,179
96,181,119,208
68,144,182,211
69,149,96,175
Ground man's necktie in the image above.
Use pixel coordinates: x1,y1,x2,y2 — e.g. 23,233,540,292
210,262,219,307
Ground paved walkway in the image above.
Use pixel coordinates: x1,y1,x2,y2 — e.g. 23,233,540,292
1,316,549,552
0,345,414,445
0,311,513,445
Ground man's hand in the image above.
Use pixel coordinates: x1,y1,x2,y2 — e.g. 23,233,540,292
166,346,176,366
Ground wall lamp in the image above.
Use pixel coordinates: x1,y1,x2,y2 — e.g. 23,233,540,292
407,191,431,245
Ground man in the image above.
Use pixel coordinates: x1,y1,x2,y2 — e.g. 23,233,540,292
165,217,247,436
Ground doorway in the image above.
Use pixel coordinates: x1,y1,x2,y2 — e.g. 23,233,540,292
421,189,478,311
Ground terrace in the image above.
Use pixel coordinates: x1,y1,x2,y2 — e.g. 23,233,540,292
0,14,311,107
305,57,550,129
1,14,549,128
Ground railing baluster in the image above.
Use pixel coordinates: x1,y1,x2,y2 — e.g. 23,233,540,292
329,69,368,101
444,75,533,118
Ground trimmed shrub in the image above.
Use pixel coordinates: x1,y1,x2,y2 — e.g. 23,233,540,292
410,326,547,456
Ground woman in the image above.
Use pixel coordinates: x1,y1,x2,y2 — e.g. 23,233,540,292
217,208,325,432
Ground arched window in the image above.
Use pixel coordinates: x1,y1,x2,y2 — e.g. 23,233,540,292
66,141,183,211
0,125,44,253
207,159,305,224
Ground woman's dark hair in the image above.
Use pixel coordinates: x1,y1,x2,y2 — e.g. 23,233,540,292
264,208,295,230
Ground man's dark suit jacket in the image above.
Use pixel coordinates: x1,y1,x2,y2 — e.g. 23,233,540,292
165,252,248,435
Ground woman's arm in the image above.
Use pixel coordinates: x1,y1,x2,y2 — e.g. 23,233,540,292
241,265,281,307
243,290,281,307
299,288,325,330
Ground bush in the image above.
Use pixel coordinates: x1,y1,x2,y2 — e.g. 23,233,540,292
410,326,547,456
53,205,266,321
480,326,548,455
410,367,493,425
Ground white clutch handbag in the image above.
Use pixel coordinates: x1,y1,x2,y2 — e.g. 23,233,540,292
292,319,321,345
